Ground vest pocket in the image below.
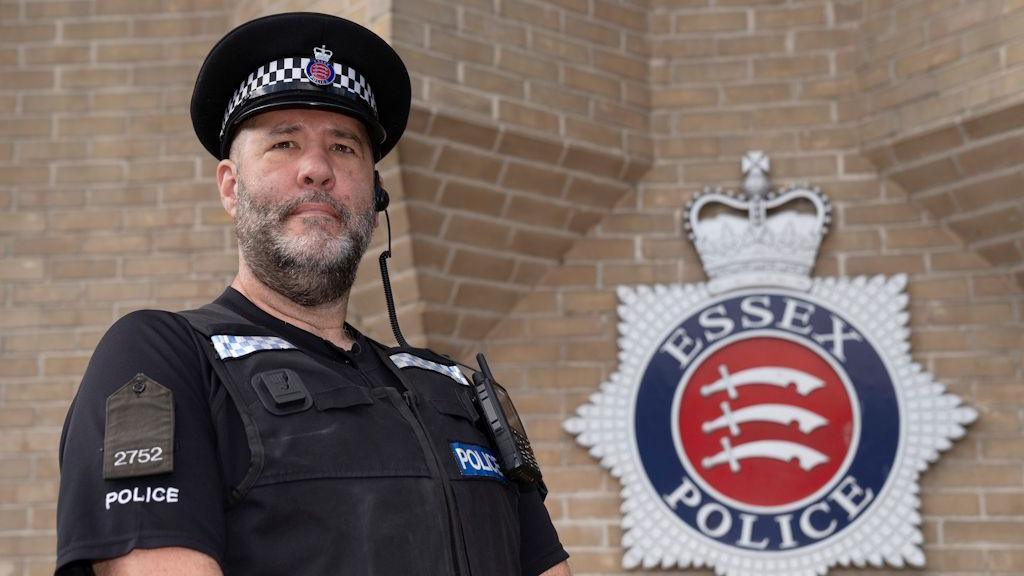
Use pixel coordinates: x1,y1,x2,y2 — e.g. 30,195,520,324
312,385,374,410
252,384,431,485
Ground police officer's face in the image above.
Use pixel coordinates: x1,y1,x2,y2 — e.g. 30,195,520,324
219,108,378,306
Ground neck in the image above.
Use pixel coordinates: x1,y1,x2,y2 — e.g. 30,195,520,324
231,264,355,351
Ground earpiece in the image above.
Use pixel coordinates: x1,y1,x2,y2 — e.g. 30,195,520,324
373,170,390,212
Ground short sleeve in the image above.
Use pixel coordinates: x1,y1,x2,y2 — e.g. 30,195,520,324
56,311,225,574
518,485,569,576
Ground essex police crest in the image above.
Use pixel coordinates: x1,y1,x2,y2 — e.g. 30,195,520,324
565,152,977,576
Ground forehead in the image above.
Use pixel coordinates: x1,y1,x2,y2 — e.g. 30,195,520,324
242,108,370,140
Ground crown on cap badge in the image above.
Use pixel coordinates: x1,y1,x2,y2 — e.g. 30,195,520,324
305,44,336,86
685,151,832,294
313,44,333,62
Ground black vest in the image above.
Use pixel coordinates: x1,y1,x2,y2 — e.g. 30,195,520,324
179,304,520,576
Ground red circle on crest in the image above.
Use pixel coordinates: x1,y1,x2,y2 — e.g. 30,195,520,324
678,336,855,508
308,62,333,83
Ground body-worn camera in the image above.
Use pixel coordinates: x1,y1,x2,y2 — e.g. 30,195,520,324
471,354,545,492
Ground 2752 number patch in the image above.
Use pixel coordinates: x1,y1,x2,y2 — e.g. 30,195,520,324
103,374,175,479
113,447,164,467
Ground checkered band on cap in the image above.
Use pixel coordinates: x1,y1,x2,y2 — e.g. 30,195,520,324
211,334,297,360
390,352,470,386
219,57,378,139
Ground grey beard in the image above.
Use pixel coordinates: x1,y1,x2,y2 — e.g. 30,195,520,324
234,178,375,307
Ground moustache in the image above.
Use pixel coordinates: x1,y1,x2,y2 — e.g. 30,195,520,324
272,191,352,223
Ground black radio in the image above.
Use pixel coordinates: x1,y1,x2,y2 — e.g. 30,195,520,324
471,353,543,487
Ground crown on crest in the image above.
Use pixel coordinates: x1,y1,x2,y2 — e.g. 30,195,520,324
685,151,832,294
313,44,333,62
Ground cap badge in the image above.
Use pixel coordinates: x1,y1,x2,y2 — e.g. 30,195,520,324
304,45,336,86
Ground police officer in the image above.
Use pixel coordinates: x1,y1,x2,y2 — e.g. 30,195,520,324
55,13,571,576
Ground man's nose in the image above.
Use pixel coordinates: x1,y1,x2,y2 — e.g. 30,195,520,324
297,148,334,189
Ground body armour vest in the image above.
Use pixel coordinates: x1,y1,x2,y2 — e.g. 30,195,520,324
178,304,521,576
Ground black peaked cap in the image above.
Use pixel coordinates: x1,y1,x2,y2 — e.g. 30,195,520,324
191,12,410,161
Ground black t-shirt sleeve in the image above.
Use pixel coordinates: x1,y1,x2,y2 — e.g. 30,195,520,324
55,310,225,574
518,485,569,576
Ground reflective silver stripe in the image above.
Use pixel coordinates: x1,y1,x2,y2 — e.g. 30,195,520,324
211,334,296,359
389,352,469,386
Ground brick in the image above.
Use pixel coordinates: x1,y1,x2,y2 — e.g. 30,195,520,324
497,48,558,81
990,549,1024,572
845,254,925,275
0,258,44,281
124,256,190,276
565,118,623,149
498,101,559,132
0,357,38,377
540,265,596,286
894,41,961,77
427,82,492,116
448,250,515,282
509,229,574,260
428,116,498,150
124,207,199,229
452,282,522,311
463,65,524,99
973,275,1022,297
958,134,1024,176
603,213,675,234
795,28,858,50
526,366,603,390
843,202,922,225
0,24,56,43
55,163,124,184
594,0,646,31
762,5,827,28
532,31,589,64
656,137,719,159
506,196,572,228
496,131,564,164
563,66,620,100
430,29,494,65
752,104,831,128
891,126,963,163
529,82,591,113
676,111,747,133
60,67,129,89
51,258,118,279
654,37,715,58
127,160,195,181
436,181,503,217
565,16,621,47
443,215,511,250
885,225,959,249
399,48,459,83
676,10,747,32
926,303,1014,325
463,12,527,46
889,157,961,193
934,354,1017,377
0,212,45,233
565,177,629,209
948,208,1024,243
96,42,166,62
434,146,502,182
946,521,1024,544
755,55,830,79
58,116,127,138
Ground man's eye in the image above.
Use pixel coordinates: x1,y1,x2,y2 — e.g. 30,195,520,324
271,141,295,150
330,143,355,154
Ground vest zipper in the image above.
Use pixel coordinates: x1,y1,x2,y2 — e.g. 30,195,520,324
389,387,472,576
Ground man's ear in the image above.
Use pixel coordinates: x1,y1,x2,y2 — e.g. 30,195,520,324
217,158,239,218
